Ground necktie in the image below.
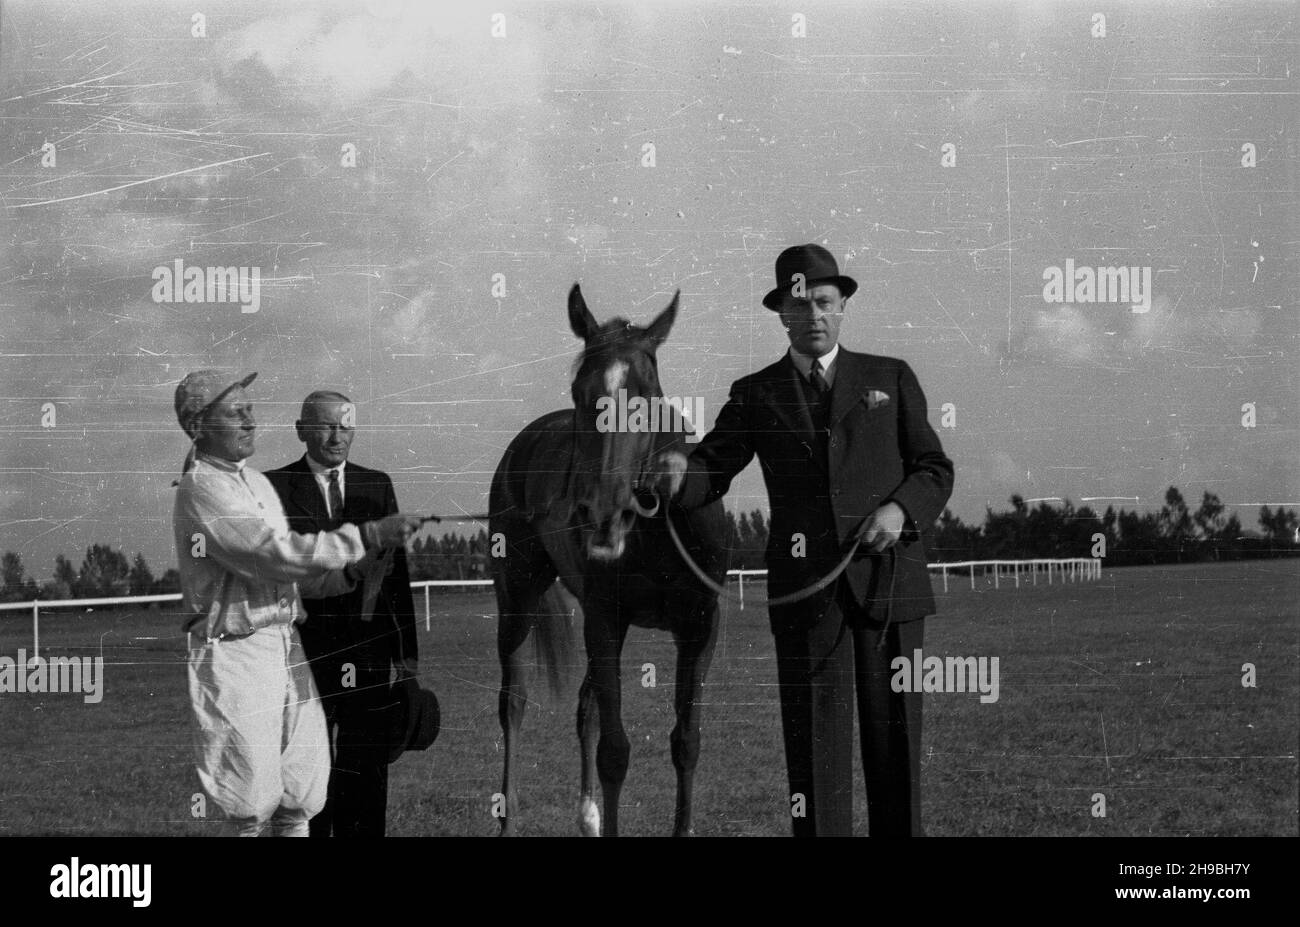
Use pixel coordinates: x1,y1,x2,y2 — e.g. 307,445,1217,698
809,358,828,399
328,469,344,519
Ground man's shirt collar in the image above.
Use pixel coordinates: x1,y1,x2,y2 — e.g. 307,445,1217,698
195,451,247,474
788,343,840,387
306,456,346,478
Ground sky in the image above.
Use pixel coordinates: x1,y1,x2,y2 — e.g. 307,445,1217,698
0,0,1296,578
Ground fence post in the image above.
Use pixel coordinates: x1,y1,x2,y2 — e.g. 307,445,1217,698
424,585,431,632
969,564,975,590
738,573,745,611
32,601,39,664
941,565,948,593
993,563,999,589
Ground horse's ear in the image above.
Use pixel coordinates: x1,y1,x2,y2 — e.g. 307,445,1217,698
644,290,679,349
568,284,598,341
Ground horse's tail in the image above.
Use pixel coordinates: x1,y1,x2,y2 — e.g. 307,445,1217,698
532,582,579,700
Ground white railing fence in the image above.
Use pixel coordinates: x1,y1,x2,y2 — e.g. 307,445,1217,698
932,557,1101,593
0,593,183,665
0,558,1100,660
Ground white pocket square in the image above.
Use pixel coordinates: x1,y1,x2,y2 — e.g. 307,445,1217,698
865,389,891,410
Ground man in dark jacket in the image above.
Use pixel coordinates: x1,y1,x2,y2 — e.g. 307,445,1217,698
652,244,954,836
265,390,419,837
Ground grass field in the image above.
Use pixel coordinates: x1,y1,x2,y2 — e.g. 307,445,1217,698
1,560,1296,837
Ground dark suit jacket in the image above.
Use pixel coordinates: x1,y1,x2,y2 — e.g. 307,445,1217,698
264,457,419,682
678,349,954,635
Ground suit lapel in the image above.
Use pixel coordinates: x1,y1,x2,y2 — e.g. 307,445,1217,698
765,355,817,448
340,464,371,521
829,350,871,427
289,457,330,525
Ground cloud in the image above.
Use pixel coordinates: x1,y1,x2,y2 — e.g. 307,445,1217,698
1017,303,1101,364
1012,288,1264,368
227,3,544,109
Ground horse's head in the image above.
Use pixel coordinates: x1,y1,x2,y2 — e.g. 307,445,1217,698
567,283,679,562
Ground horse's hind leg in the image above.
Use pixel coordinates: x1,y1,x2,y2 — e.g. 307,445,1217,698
670,602,720,837
494,538,554,837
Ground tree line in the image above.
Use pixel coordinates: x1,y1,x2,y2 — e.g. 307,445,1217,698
2,486,1295,602
403,510,775,580
0,546,180,603
928,488,1299,566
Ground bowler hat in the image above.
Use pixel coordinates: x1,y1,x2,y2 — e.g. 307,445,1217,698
762,243,858,310
384,676,440,764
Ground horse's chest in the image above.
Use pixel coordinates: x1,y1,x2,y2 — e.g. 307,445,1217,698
581,570,688,630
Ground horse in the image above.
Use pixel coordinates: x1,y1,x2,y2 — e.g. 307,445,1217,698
488,283,727,836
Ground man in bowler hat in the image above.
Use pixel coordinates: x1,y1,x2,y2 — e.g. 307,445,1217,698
651,244,954,836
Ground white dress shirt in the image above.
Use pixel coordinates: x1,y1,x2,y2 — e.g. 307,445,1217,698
306,456,347,519
788,343,841,389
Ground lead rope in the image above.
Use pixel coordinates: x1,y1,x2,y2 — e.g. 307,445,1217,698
659,495,890,610
661,501,899,666
808,545,896,674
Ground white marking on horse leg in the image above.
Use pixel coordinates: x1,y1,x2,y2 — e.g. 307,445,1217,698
578,795,601,837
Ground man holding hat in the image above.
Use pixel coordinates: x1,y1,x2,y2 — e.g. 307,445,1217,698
265,390,422,837
171,369,421,836
651,244,954,836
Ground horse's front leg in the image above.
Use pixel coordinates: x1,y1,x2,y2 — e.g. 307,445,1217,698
583,605,630,836
671,602,719,837
576,672,601,836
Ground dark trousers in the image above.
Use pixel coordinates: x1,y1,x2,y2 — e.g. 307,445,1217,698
309,659,392,838
774,584,924,837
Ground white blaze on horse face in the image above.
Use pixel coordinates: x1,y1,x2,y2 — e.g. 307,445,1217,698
604,360,629,396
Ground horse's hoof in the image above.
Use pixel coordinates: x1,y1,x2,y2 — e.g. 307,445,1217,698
577,797,601,837
672,827,695,837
